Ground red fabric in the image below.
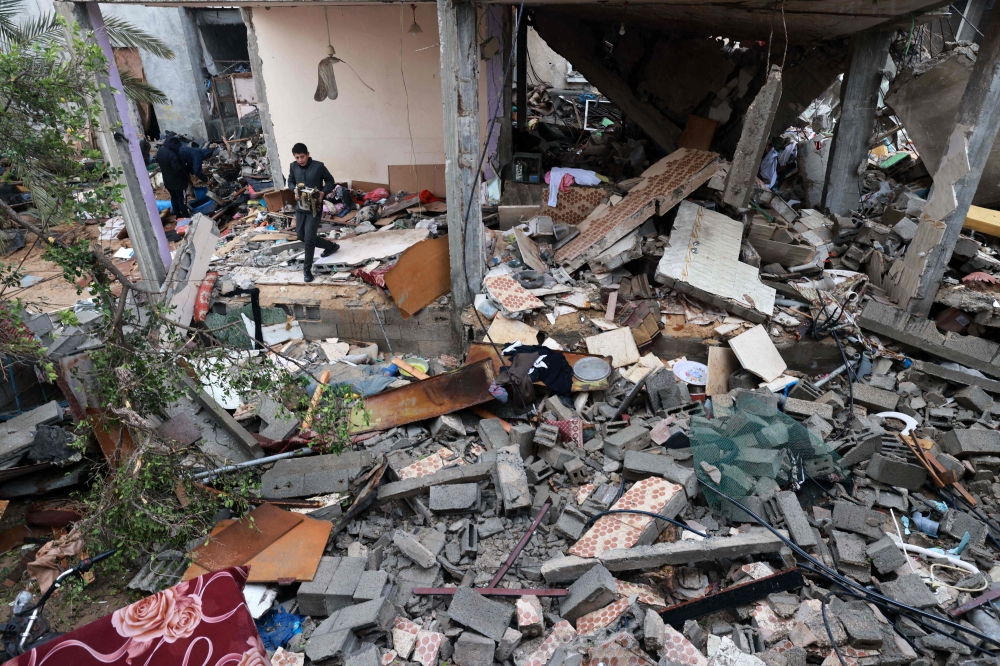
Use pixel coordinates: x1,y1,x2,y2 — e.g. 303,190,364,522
352,263,396,288
418,190,442,204
546,419,585,448
3,566,265,666
363,188,389,202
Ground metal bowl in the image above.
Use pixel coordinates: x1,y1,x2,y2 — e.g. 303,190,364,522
573,357,611,382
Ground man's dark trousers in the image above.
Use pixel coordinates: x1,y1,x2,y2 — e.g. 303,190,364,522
296,210,337,273
168,188,190,218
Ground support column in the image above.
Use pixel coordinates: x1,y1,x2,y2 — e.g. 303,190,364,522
516,16,528,149
242,8,285,189
957,0,988,43
438,0,484,332
821,27,892,216
56,1,169,287
498,6,514,178
907,5,1000,317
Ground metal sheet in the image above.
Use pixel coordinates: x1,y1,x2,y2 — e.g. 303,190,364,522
659,568,804,627
190,502,303,572
350,360,496,434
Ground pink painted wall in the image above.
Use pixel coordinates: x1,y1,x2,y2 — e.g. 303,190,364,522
252,4,489,188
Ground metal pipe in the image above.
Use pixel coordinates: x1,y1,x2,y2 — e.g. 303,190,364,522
814,359,859,388
192,447,315,480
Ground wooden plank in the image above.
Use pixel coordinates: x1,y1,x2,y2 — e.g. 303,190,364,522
964,205,1000,237
190,503,303,571
678,115,718,151
388,164,448,198
706,347,739,396
384,236,451,319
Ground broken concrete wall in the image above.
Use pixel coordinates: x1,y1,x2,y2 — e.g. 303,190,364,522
532,11,846,160
885,45,1000,207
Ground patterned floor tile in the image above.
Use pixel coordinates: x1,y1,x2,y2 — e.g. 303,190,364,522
576,484,596,505
484,275,545,314
584,631,657,666
413,630,444,666
517,595,544,636
575,597,630,635
397,454,444,480
661,625,708,666
271,648,305,666
542,185,606,227
522,620,577,666
614,579,667,610
751,603,791,644
568,478,682,558
392,616,421,659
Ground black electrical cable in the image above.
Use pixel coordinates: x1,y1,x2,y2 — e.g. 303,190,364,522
821,594,849,666
700,483,1000,650
581,509,709,538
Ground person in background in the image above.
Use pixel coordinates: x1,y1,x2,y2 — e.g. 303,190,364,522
155,135,191,218
180,142,216,183
287,143,339,283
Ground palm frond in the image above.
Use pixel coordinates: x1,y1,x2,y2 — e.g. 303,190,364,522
103,15,174,60
7,13,62,47
118,70,169,105
0,0,23,44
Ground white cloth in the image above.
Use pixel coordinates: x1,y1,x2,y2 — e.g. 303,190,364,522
778,142,798,167
759,148,779,189
546,168,602,207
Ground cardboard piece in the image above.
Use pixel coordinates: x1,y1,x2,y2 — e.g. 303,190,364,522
486,315,540,346
384,235,451,319
585,328,640,368
728,325,787,383
314,228,430,267
352,180,389,193
706,347,739,396
514,229,547,274
388,164,447,198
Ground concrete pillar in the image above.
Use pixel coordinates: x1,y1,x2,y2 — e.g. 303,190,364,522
722,65,782,209
957,0,988,43
242,8,285,188
907,5,1000,317
498,6,514,178
438,0,484,330
57,2,170,287
821,27,893,216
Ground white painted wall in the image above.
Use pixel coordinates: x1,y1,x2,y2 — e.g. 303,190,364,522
251,4,487,186
17,0,209,140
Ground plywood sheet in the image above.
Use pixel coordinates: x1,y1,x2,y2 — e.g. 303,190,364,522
388,164,447,198
656,201,774,316
184,514,331,583
728,325,787,383
585,327,640,368
706,347,739,396
190,503,303,571
555,148,719,270
314,228,430,267
384,235,451,319
485,315,540,346
514,229,547,274
352,180,388,193
678,116,718,150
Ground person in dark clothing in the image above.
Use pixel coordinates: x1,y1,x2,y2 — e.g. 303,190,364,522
179,142,216,182
287,143,339,282
155,135,192,218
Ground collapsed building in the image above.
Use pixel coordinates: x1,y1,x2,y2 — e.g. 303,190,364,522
7,0,1000,665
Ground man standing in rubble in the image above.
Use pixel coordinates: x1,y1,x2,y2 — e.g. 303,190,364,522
288,143,339,283
156,135,191,218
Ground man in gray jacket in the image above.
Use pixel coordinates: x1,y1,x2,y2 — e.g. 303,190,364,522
288,143,339,282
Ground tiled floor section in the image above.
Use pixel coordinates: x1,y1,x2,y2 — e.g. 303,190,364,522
750,603,791,644
484,275,545,313
555,148,719,266
542,186,606,227
614,579,667,610
396,450,464,480
569,478,683,558
412,630,444,666
575,597,630,635
662,625,708,666
392,616,421,659
522,620,577,666
517,595,544,635
576,484,596,505
584,631,657,666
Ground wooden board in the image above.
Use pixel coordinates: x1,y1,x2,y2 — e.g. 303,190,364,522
678,116,718,151
384,235,451,319
184,514,331,583
728,324,787,383
706,346,739,396
352,180,388,193
388,164,447,198
190,503,303,571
